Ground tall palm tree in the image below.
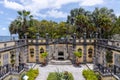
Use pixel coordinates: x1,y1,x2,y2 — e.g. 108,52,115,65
9,10,33,39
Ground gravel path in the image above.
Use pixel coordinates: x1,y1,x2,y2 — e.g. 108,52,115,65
34,64,90,80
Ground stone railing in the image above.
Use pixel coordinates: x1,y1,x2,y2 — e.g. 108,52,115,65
0,63,24,79
96,39,120,51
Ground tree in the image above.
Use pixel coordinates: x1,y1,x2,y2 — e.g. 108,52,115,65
92,7,116,38
112,16,120,35
75,14,89,37
9,10,33,39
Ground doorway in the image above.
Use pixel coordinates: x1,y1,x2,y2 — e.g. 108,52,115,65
58,51,64,60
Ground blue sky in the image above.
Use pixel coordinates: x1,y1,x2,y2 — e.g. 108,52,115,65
0,0,120,36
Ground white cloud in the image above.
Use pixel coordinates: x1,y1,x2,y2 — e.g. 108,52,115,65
47,10,68,18
80,0,104,6
2,0,104,18
4,0,24,10
2,27,7,30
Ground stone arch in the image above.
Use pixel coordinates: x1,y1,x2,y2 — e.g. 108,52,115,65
77,48,82,53
30,48,34,57
40,47,44,54
88,47,93,58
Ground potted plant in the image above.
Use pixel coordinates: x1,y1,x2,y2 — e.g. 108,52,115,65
41,52,48,66
74,51,82,66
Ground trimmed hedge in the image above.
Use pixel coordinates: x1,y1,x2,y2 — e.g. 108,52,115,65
47,71,74,80
82,70,98,80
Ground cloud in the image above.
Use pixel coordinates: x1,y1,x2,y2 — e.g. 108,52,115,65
80,0,104,6
2,27,7,30
2,0,104,18
4,0,24,10
47,10,68,18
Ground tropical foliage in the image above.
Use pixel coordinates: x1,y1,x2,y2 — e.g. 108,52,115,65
47,71,74,80
9,7,120,39
74,51,82,58
26,69,39,80
82,70,99,80
41,52,48,58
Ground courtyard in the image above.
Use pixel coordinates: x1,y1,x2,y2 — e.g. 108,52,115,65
33,64,93,80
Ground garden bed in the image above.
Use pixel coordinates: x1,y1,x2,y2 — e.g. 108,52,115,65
47,71,74,80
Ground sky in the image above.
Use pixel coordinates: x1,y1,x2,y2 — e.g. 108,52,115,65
0,0,120,36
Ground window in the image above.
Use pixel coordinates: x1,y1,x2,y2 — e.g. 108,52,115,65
88,48,93,58
78,48,82,52
30,48,34,54
40,47,44,54
30,48,34,57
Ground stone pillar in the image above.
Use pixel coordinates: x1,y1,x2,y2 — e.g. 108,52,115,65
46,33,49,61
24,34,27,45
24,34,28,63
73,33,76,49
36,33,39,63
83,32,87,63
94,32,98,70
72,33,76,63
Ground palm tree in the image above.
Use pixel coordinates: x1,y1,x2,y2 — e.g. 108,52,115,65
9,10,33,39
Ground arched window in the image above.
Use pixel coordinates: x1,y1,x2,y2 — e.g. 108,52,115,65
30,48,34,54
78,48,82,53
40,47,44,54
88,48,93,58
30,48,34,57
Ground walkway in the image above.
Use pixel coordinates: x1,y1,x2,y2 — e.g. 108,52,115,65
34,64,91,80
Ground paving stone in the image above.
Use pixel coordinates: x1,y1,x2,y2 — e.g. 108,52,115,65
34,64,93,80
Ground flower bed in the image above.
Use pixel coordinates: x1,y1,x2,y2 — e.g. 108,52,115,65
47,71,74,80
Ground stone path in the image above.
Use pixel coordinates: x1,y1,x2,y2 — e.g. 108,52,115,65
34,64,91,80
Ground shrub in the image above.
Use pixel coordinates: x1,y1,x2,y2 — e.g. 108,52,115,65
74,51,82,58
47,71,74,80
82,70,98,80
26,69,39,80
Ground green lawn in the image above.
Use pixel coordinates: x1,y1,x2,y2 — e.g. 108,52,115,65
47,71,74,80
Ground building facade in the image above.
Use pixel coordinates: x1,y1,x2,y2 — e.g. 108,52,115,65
0,33,120,79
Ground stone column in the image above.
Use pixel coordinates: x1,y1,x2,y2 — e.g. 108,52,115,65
83,32,87,63
72,33,76,63
93,32,98,70
46,33,49,62
36,33,39,63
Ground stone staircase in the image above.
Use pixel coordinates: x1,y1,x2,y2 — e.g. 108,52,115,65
48,60,72,65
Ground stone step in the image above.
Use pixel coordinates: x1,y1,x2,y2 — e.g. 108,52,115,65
48,60,72,65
